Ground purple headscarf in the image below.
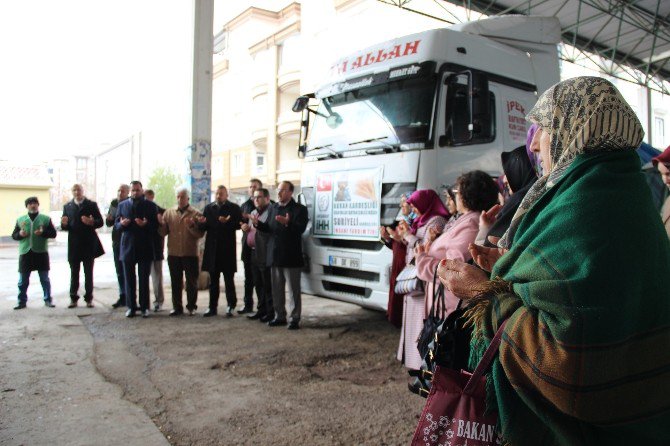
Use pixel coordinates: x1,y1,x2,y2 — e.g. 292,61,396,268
526,123,543,176
406,189,450,234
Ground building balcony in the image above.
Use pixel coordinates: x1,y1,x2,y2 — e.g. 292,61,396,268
276,113,300,139
251,127,268,148
251,81,268,99
278,68,300,92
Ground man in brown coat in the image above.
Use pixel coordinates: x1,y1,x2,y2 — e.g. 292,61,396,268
158,188,204,316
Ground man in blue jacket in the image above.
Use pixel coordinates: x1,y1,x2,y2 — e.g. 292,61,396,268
114,181,159,318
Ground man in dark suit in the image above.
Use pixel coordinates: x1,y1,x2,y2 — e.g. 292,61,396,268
61,184,105,308
252,181,308,330
115,180,159,318
197,185,242,317
239,178,262,314
106,184,130,308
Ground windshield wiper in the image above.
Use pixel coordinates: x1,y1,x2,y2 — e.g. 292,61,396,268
348,136,390,146
348,136,400,154
306,144,342,158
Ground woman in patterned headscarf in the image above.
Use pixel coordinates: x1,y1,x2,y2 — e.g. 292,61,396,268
437,77,670,445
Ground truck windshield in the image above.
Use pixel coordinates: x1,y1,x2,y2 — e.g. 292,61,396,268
308,76,436,154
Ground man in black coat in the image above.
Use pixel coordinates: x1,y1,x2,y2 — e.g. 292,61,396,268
252,181,308,330
114,181,159,318
239,178,262,314
61,184,105,308
197,185,242,317
105,184,130,308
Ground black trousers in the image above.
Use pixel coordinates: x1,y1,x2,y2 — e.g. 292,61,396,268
242,257,254,309
167,255,199,311
69,258,94,302
208,270,236,311
113,244,125,301
251,263,273,316
123,260,151,311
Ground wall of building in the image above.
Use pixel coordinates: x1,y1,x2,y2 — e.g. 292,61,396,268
0,186,51,238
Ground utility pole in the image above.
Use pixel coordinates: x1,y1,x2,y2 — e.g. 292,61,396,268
190,0,214,211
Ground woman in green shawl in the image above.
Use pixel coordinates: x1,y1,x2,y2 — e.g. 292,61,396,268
439,76,670,445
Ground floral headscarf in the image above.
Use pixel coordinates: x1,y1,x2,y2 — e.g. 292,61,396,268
499,76,644,248
525,123,542,176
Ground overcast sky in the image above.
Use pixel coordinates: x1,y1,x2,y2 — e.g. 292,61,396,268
0,0,193,169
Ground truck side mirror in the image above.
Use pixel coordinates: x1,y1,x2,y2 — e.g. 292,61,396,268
292,96,310,113
469,72,491,138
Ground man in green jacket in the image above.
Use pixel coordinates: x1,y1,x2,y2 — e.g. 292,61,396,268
12,196,58,309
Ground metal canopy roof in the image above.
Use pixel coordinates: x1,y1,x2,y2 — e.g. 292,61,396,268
379,0,670,94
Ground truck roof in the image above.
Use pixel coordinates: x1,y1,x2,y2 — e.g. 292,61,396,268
317,16,560,98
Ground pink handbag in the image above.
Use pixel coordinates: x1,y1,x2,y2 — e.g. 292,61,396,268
410,321,507,446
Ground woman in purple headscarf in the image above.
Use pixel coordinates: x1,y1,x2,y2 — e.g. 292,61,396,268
395,189,450,373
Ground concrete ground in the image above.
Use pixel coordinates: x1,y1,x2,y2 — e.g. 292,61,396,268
0,233,423,445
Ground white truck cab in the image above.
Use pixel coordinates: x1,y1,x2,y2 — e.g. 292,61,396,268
294,16,561,310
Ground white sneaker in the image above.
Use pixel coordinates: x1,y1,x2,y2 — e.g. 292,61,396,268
153,303,161,312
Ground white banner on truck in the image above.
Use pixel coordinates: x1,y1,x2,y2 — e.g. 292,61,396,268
313,167,383,240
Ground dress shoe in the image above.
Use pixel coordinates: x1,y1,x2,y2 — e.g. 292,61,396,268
237,306,252,315
13,303,26,310
67,301,78,309
226,306,234,317
247,312,264,320
44,300,55,308
268,318,287,327
85,301,94,308
125,309,136,318
112,299,125,309
203,309,217,317
287,321,300,330
141,310,150,318
169,309,184,316
260,314,274,323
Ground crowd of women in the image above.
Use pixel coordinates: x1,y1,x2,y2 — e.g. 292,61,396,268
381,76,670,445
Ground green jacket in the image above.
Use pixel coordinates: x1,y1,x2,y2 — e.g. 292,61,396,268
16,213,52,254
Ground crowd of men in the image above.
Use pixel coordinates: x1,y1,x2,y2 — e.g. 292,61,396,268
11,178,308,330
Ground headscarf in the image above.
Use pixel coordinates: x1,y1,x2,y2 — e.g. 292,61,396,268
501,145,536,194
525,123,542,176
484,145,538,246
406,189,449,234
498,76,644,248
652,145,670,167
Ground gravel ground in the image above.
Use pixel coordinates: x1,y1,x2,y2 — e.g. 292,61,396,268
80,294,424,446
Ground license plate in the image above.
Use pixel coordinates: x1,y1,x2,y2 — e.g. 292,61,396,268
328,254,361,270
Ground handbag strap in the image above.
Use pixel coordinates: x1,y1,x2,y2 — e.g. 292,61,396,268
430,262,444,317
463,319,509,394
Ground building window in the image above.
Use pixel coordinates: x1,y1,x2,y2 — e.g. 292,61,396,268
255,152,266,174
212,156,224,178
232,153,245,175
655,117,665,146
76,157,87,170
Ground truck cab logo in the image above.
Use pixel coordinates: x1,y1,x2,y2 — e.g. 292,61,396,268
331,40,422,76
